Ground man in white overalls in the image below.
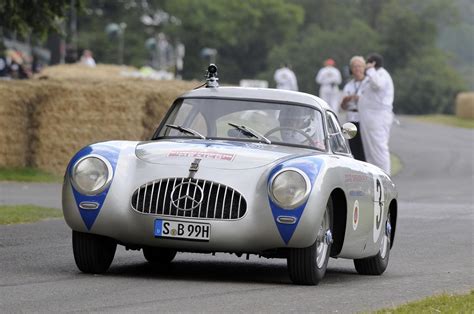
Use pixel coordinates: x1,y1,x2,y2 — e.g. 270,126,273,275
316,58,342,114
358,53,394,174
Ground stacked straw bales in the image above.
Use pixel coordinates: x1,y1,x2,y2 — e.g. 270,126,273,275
0,64,197,175
0,82,31,167
455,92,474,119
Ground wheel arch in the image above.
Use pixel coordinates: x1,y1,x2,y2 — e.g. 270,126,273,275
388,199,397,248
330,188,347,257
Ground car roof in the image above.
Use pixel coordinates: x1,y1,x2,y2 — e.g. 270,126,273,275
179,86,330,111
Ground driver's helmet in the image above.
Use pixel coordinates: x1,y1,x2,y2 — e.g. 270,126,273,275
278,106,317,144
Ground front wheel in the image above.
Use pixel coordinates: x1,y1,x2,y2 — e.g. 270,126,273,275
72,231,117,274
287,199,333,285
354,212,392,275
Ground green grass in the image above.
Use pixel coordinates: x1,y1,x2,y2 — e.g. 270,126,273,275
413,114,474,129
0,205,63,225
390,153,402,177
372,290,473,313
0,167,61,182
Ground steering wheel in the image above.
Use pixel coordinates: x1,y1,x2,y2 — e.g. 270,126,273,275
264,127,316,147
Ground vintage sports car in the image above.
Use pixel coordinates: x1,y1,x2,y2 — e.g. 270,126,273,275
62,64,398,285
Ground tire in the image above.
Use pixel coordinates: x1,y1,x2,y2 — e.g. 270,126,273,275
72,231,117,274
287,198,333,285
354,211,391,275
143,247,177,264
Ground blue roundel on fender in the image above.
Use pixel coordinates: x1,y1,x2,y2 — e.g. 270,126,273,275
67,143,121,230
268,157,324,244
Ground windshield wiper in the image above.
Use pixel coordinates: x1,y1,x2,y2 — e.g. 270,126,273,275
165,124,206,139
228,122,271,144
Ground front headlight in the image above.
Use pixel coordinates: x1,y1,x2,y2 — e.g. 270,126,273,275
269,168,311,209
71,155,113,195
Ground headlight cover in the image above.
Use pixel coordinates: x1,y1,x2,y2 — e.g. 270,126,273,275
269,168,311,209
71,155,113,195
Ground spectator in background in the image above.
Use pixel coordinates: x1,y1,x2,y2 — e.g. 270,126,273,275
80,49,96,67
0,48,10,79
7,49,30,79
358,53,394,174
274,63,298,91
316,58,342,114
340,56,368,161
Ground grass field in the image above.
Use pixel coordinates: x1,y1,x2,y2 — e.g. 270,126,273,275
390,153,401,177
413,114,474,129
373,290,473,313
0,205,63,225
0,167,61,182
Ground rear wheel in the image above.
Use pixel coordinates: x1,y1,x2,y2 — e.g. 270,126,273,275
354,211,392,275
143,247,177,264
72,231,117,274
287,199,333,285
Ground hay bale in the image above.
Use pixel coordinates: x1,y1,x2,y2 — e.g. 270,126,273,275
455,92,474,119
36,64,137,81
33,80,148,174
1,64,199,175
0,81,35,168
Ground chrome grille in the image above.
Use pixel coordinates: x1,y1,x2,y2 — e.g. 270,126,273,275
131,177,247,220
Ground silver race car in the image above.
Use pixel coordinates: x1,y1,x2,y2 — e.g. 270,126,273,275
63,64,397,285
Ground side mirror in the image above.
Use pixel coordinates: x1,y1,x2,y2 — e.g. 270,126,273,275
342,122,357,139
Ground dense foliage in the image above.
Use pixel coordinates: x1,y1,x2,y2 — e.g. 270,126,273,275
0,0,78,39
2,0,470,114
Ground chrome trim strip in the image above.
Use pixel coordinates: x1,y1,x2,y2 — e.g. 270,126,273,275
149,181,155,214
213,183,221,218
230,189,235,219
142,183,148,213
221,186,228,219
277,215,297,224
79,201,99,210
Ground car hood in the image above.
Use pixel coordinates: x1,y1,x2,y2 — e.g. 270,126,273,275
135,139,318,170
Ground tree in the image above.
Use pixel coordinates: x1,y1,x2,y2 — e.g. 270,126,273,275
393,51,465,114
0,0,79,39
164,0,304,81
263,19,381,93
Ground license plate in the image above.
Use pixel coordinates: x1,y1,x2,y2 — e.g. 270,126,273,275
154,219,211,241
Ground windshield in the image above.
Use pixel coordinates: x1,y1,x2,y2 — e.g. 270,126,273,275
155,98,326,150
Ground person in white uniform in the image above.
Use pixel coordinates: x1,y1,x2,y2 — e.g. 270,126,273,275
358,53,394,174
340,56,368,161
315,58,342,114
274,63,298,91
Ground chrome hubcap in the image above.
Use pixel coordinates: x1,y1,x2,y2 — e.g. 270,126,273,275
316,209,331,268
380,216,391,259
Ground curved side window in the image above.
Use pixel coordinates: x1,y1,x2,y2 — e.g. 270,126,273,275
326,112,350,154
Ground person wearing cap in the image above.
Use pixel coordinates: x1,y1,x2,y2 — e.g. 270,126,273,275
340,56,368,161
315,58,342,114
274,62,298,91
357,52,394,174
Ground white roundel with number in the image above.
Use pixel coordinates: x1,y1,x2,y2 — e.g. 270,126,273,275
373,176,385,243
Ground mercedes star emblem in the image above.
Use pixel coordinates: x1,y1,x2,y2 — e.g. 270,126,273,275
171,181,204,211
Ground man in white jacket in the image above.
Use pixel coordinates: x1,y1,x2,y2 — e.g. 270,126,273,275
358,53,394,174
315,58,342,114
274,63,298,91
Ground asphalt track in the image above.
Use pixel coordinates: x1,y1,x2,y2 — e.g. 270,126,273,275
0,116,472,313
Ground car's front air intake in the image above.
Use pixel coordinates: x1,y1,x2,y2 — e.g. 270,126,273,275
131,177,247,220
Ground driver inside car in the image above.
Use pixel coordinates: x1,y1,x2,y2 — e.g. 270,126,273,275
277,107,325,150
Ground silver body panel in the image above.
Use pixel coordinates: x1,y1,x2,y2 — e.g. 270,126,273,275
62,87,397,260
